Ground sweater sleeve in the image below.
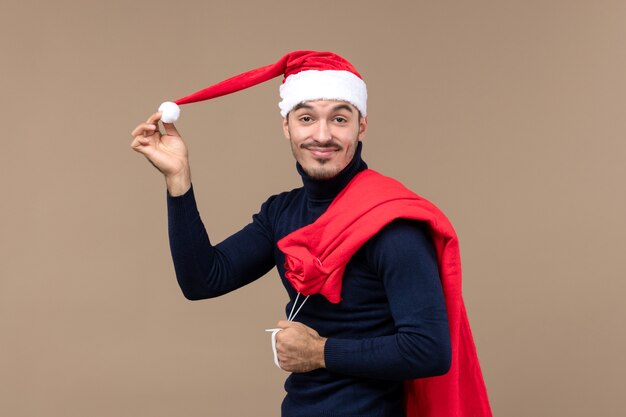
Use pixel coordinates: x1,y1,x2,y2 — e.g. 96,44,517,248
324,220,452,380
167,185,276,300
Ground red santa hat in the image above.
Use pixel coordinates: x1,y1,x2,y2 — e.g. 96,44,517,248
158,50,368,123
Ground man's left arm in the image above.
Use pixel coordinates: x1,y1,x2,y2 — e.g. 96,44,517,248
276,219,451,380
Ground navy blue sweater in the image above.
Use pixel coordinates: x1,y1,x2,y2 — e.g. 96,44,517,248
167,143,451,417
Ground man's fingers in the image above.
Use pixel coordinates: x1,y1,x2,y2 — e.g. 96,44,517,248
130,118,160,153
137,112,180,138
277,320,308,330
130,135,152,151
162,122,180,137
146,112,162,124
131,122,158,138
131,112,163,138
137,136,151,146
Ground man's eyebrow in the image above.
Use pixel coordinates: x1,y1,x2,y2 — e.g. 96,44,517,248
331,104,354,113
292,103,314,112
291,102,355,113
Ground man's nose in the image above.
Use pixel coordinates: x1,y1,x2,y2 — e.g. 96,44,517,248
313,121,332,143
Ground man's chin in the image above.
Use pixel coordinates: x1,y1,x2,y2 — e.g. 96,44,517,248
303,164,341,180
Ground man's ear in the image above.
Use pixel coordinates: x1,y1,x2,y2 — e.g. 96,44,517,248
357,116,368,141
282,117,290,140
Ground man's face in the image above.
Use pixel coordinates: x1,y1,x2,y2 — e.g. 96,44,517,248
282,100,368,180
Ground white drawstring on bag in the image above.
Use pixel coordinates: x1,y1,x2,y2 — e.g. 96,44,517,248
265,292,310,369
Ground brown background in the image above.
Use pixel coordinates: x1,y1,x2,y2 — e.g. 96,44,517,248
1,1,625,416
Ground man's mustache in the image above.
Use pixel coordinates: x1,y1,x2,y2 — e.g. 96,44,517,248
301,141,343,150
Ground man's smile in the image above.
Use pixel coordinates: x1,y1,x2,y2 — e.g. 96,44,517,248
302,144,342,159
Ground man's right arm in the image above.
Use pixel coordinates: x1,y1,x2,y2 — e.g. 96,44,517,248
167,186,276,300
131,113,276,299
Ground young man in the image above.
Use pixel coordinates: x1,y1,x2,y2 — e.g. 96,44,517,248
131,51,490,417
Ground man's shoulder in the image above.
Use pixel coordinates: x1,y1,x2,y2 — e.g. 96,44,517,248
363,219,436,261
254,186,305,219
371,218,432,242
261,186,305,207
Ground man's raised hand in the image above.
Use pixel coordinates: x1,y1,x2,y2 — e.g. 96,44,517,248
131,112,191,196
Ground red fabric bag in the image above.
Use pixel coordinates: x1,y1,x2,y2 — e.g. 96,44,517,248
278,169,492,417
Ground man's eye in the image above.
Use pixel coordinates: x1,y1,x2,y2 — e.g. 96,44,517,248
334,117,347,123
300,116,313,122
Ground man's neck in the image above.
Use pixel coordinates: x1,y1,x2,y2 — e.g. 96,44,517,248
298,141,367,202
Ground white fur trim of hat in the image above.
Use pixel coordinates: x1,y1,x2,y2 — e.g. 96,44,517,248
278,70,367,117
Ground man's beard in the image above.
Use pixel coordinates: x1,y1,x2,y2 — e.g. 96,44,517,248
292,139,358,180
303,164,342,180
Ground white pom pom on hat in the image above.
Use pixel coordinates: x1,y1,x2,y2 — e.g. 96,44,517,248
157,50,367,123
158,101,180,123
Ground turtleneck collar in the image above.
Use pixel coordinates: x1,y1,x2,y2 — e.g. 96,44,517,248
297,141,368,202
